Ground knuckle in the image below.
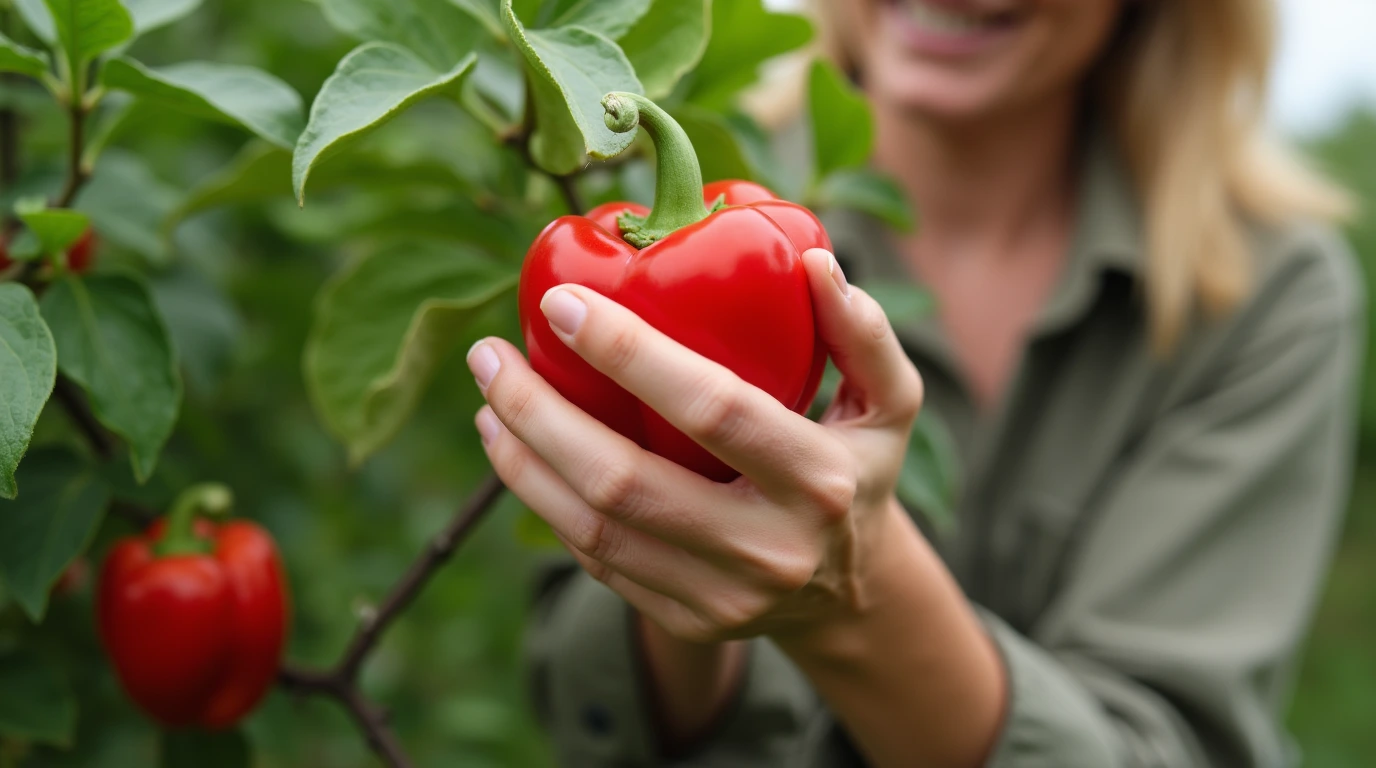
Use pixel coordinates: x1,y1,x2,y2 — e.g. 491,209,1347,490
896,366,925,420
601,325,641,373
808,466,857,523
683,380,751,445
704,592,772,634
582,459,640,516
570,512,624,564
499,382,539,434
862,296,892,342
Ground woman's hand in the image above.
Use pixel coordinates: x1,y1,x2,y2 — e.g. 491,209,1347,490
467,248,923,643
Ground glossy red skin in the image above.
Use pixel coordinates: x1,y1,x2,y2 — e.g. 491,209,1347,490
66,228,97,273
521,181,831,481
98,518,288,729
0,237,11,271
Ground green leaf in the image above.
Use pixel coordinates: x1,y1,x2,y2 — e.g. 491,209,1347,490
0,450,108,621
123,0,202,34
617,0,709,100
0,650,76,746
43,0,134,82
808,59,873,179
671,105,753,183
102,57,305,149
450,0,507,40
75,150,181,263
897,412,960,534
686,0,810,109
305,242,517,464
0,285,57,500
814,167,916,233
0,31,51,78
502,0,643,175
150,268,242,397
14,0,57,44
14,197,89,255
319,0,484,72
40,274,182,482
549,0,651,39
160,728,250,768
292,43,476,205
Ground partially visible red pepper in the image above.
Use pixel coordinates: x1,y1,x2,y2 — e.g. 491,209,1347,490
98,485,289,729
65,227,98,273
520,93,831,481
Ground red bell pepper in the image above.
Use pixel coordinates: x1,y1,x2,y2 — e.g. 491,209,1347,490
519,92,831,481
98,485,289,729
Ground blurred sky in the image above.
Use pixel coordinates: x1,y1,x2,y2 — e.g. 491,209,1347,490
764,0,1376,137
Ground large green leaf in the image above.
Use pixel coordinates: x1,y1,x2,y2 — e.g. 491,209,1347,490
14,0,57,43
814,167,915,233
319,0,484,72
0,650,75,746
502,0,642,175
14,197,89,255
74,150,181,263
40,274,182,482
161,728,250,768
0,285,57,500
809,59,873,180
450,0,507,39
305,242,517,463
685,0,810,109
548,0,650,39
0,450,108,621
292,44,475,205
43,0,134,83
102,57,305,149
0,32,51,78
123,0,202,34
168,142,473,236
617,0,709,100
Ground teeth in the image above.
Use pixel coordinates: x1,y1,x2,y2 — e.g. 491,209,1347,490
902,0,988,34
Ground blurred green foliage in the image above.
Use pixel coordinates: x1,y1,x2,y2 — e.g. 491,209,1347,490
0,0,1371,765
1286,110,1376,768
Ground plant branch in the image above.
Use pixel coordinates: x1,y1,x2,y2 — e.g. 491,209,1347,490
53,375,114,460
339,473,506,681
54,98,88,208
276,474,507,768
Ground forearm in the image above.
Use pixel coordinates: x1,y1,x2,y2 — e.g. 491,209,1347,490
637,614,749,755
774,500,1007,768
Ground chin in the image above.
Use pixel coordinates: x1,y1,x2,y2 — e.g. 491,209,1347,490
869,66,1013,123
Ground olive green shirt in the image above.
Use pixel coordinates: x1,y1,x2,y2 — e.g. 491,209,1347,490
525,136,1367,767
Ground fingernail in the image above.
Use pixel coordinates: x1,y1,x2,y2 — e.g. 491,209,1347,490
467,341,500,388
541,288,587,336
828,253,850,298
475,407,500,446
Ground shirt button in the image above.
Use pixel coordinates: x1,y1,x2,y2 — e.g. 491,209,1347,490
580,702,613,737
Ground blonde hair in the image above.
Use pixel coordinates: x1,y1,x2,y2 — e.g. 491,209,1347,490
806,0,1354,352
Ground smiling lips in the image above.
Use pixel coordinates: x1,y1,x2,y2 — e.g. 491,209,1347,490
887,0,1023,56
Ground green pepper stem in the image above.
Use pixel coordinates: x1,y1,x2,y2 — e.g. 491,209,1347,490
155,483,234,557
601,92,712,247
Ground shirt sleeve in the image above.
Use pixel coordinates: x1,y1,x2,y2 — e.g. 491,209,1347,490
980,233,1366,767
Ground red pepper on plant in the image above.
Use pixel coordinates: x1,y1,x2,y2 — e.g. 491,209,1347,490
65,226,98,273
97,484,289,729
519,92,831,481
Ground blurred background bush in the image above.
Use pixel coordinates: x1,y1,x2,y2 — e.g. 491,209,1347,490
0,0,1371,765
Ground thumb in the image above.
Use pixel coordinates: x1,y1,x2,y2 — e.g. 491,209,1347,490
802,248,924,428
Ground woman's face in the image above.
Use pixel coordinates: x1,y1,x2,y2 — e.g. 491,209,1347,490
843,0,1124,122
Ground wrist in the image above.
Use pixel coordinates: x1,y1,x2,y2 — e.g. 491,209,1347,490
636,612,748,755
